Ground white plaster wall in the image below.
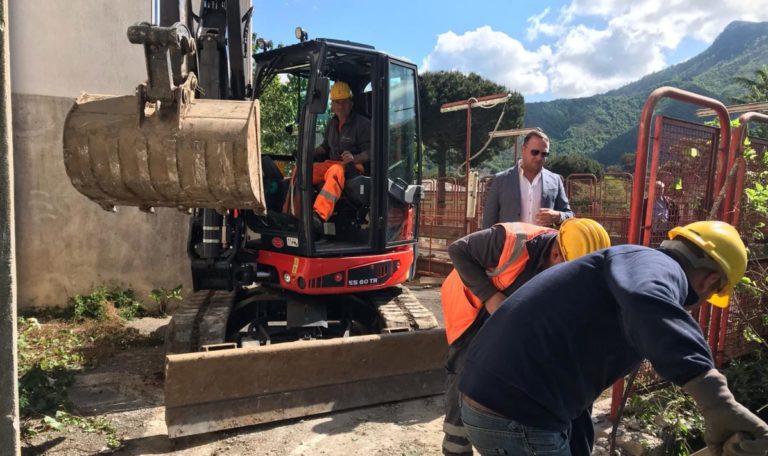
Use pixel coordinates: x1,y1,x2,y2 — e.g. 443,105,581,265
8,1,193,308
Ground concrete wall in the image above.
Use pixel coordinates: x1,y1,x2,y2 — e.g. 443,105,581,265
9,1,192,308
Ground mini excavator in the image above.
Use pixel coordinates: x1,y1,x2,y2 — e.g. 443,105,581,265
62,0,446,437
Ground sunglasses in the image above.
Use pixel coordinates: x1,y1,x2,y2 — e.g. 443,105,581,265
529,149,550,158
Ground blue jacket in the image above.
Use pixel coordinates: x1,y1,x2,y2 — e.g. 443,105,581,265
481,165,574,229
459,245,714,431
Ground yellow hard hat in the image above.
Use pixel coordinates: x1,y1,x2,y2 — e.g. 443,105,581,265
330,81,353,101
557,218,611,261
667,221,747,308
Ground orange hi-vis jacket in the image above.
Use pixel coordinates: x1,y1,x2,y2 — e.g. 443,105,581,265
441,223,556,344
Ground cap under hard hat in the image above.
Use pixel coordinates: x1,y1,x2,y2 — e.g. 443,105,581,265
330,81,353,101
667,220,747,308
557,218,611,261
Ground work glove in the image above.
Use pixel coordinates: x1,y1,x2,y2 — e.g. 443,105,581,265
723,432,768,456
683,369,768,456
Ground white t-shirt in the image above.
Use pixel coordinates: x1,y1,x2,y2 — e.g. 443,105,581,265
517,160,542,225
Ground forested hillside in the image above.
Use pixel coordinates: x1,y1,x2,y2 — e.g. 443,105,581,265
524,21,768,165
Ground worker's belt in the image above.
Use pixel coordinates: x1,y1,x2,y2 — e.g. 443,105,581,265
461,394,507,418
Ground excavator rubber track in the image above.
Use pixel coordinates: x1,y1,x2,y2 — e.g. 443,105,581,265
164,286,446,438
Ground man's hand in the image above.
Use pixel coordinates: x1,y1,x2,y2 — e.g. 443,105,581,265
535,208,561,226
483,292,506,314
683,369,768,456
341,151,355,164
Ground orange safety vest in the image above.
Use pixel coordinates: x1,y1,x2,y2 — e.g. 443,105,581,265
441,223,556,344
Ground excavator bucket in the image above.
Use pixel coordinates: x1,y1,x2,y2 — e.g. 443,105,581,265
164,329,448,437
62,93,266,213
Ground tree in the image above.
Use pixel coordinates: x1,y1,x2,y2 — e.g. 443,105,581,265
732,65,768,139
546,153,604,178
605,152,637,173
732,64,768,105
258,75,304,155
251,33,304,156
418,71,524,179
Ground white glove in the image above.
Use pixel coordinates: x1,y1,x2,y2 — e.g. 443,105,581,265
683,369,768,456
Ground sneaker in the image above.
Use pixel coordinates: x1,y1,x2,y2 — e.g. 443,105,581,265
312,213,324,235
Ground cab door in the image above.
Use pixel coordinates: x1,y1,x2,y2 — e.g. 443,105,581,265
382,59,421,248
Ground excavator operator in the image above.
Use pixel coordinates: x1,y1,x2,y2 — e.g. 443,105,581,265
440,218,611,456
458,220,768,456
311,80,371,234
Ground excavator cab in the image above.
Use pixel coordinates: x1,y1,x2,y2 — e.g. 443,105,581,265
245,39,422,254
183,39,425,297
61,0,444,438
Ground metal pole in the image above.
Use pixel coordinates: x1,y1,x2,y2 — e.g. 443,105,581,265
514,138,518,162
464,99,474,235
0,0,20,453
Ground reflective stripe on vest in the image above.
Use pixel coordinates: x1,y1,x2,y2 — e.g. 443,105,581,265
441,223,557,345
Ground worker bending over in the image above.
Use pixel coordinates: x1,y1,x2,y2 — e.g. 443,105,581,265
440,218,611,456
459,221,768,456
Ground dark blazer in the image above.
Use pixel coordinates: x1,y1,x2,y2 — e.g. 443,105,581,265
481,165,574,229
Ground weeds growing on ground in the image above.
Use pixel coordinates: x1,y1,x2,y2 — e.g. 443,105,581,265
71,286,145,321
23,411,121,449
18,284,170,449
149,284,183,315
625,383,704,456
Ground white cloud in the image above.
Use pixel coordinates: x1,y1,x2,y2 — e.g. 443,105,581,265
426,0,768,100
538,0,768,97
526,8,564,41
421,26,551,95
547,24,668,97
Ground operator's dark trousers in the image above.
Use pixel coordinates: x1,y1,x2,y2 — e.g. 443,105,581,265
443,313,595,456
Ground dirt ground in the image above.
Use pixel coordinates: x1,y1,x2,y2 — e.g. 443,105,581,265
22,284,449,455
21,283,636,456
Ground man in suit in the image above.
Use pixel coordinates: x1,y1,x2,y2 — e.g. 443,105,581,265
481,130,573,229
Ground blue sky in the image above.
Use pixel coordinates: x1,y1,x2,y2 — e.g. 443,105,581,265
252,0,768,102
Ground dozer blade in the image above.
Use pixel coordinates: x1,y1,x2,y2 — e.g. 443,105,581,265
62,93,265,213
164,329,448,437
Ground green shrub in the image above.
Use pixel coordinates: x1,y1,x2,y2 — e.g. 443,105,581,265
149,285,183,315
71,287,110,320
625,384,704,456
724,347,768,419
70,286,145,321
110,288,144,321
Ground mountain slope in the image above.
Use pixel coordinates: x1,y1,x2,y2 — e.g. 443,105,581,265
524,21,768,165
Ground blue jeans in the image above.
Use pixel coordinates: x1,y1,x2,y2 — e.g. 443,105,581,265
460,397,571,456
